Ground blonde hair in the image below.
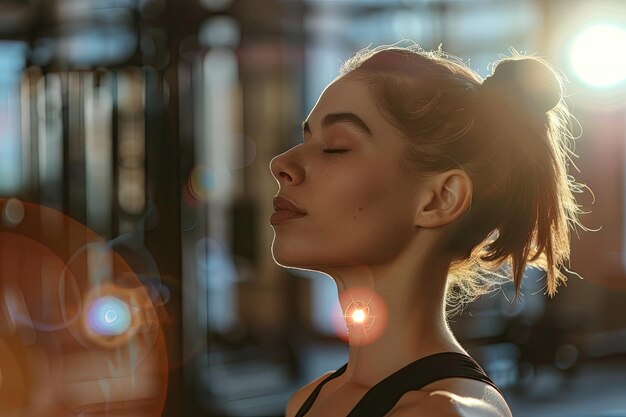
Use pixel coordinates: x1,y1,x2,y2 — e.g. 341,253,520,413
338,41,596,317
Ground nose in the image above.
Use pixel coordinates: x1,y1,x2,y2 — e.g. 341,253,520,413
269,152,302,185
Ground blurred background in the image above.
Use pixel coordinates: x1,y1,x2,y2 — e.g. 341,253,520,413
0,0,625,416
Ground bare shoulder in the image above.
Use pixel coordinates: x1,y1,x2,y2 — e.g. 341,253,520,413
285,370,336,417
389,378,513,417
391,390,512,417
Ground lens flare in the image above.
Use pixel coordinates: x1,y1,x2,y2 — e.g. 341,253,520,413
333,286,389,347
87,296,131,336
570,24,626,87
352,309,366,323
104,309,118,323
345,301,375,330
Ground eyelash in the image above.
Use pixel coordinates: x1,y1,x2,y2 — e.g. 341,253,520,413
299,139,348,154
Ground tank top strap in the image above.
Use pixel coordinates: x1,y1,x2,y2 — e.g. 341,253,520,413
295,352,502,417
346,352,503,417
294,363,348,417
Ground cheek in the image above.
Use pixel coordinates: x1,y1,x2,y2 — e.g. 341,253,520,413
335,168,415,242
329,172,403,223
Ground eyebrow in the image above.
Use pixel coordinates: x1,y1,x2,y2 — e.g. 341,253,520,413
301,112,373,137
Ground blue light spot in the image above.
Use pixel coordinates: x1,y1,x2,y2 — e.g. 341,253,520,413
87,296,131,336
104,309,118,323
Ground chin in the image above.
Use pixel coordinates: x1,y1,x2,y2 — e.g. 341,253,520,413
271,240,349,271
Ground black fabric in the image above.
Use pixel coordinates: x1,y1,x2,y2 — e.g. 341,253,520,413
294,351,503,417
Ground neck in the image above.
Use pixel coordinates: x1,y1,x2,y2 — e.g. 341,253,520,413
325,256,465,388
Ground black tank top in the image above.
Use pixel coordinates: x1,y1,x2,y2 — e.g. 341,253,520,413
295,351,503,417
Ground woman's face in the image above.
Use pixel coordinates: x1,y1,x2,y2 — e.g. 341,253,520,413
269,78,422,271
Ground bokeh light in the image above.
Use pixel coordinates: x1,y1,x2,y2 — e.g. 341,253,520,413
185,165,215,204
86,295,132,336
2,197,24,227
555,343,579,370
570,23,626,86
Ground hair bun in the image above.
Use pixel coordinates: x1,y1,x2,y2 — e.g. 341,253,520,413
482,58,563,113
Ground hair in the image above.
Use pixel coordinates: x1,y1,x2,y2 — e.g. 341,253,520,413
337,41,596,317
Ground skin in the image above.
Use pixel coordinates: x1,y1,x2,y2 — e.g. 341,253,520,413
269,77,480,401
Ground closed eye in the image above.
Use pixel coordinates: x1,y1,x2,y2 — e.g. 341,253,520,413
298,138,348,154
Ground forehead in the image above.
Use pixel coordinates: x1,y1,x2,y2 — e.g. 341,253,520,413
306,78,388,135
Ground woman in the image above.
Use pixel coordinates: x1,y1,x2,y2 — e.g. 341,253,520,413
269,43,589,417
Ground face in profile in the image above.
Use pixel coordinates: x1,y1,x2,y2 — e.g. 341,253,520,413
269,78,423,272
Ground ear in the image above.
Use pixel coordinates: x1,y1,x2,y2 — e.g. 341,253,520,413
414,169,473,228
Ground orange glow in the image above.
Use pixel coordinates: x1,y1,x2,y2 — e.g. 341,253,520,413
0,198,169,417
333,286,389,347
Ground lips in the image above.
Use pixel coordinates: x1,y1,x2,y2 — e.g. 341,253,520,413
270,196,306,225
273,196,306,215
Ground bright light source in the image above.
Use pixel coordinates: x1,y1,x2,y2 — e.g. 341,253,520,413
570,24,626,87
87,296,131,336
352,309,366,323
